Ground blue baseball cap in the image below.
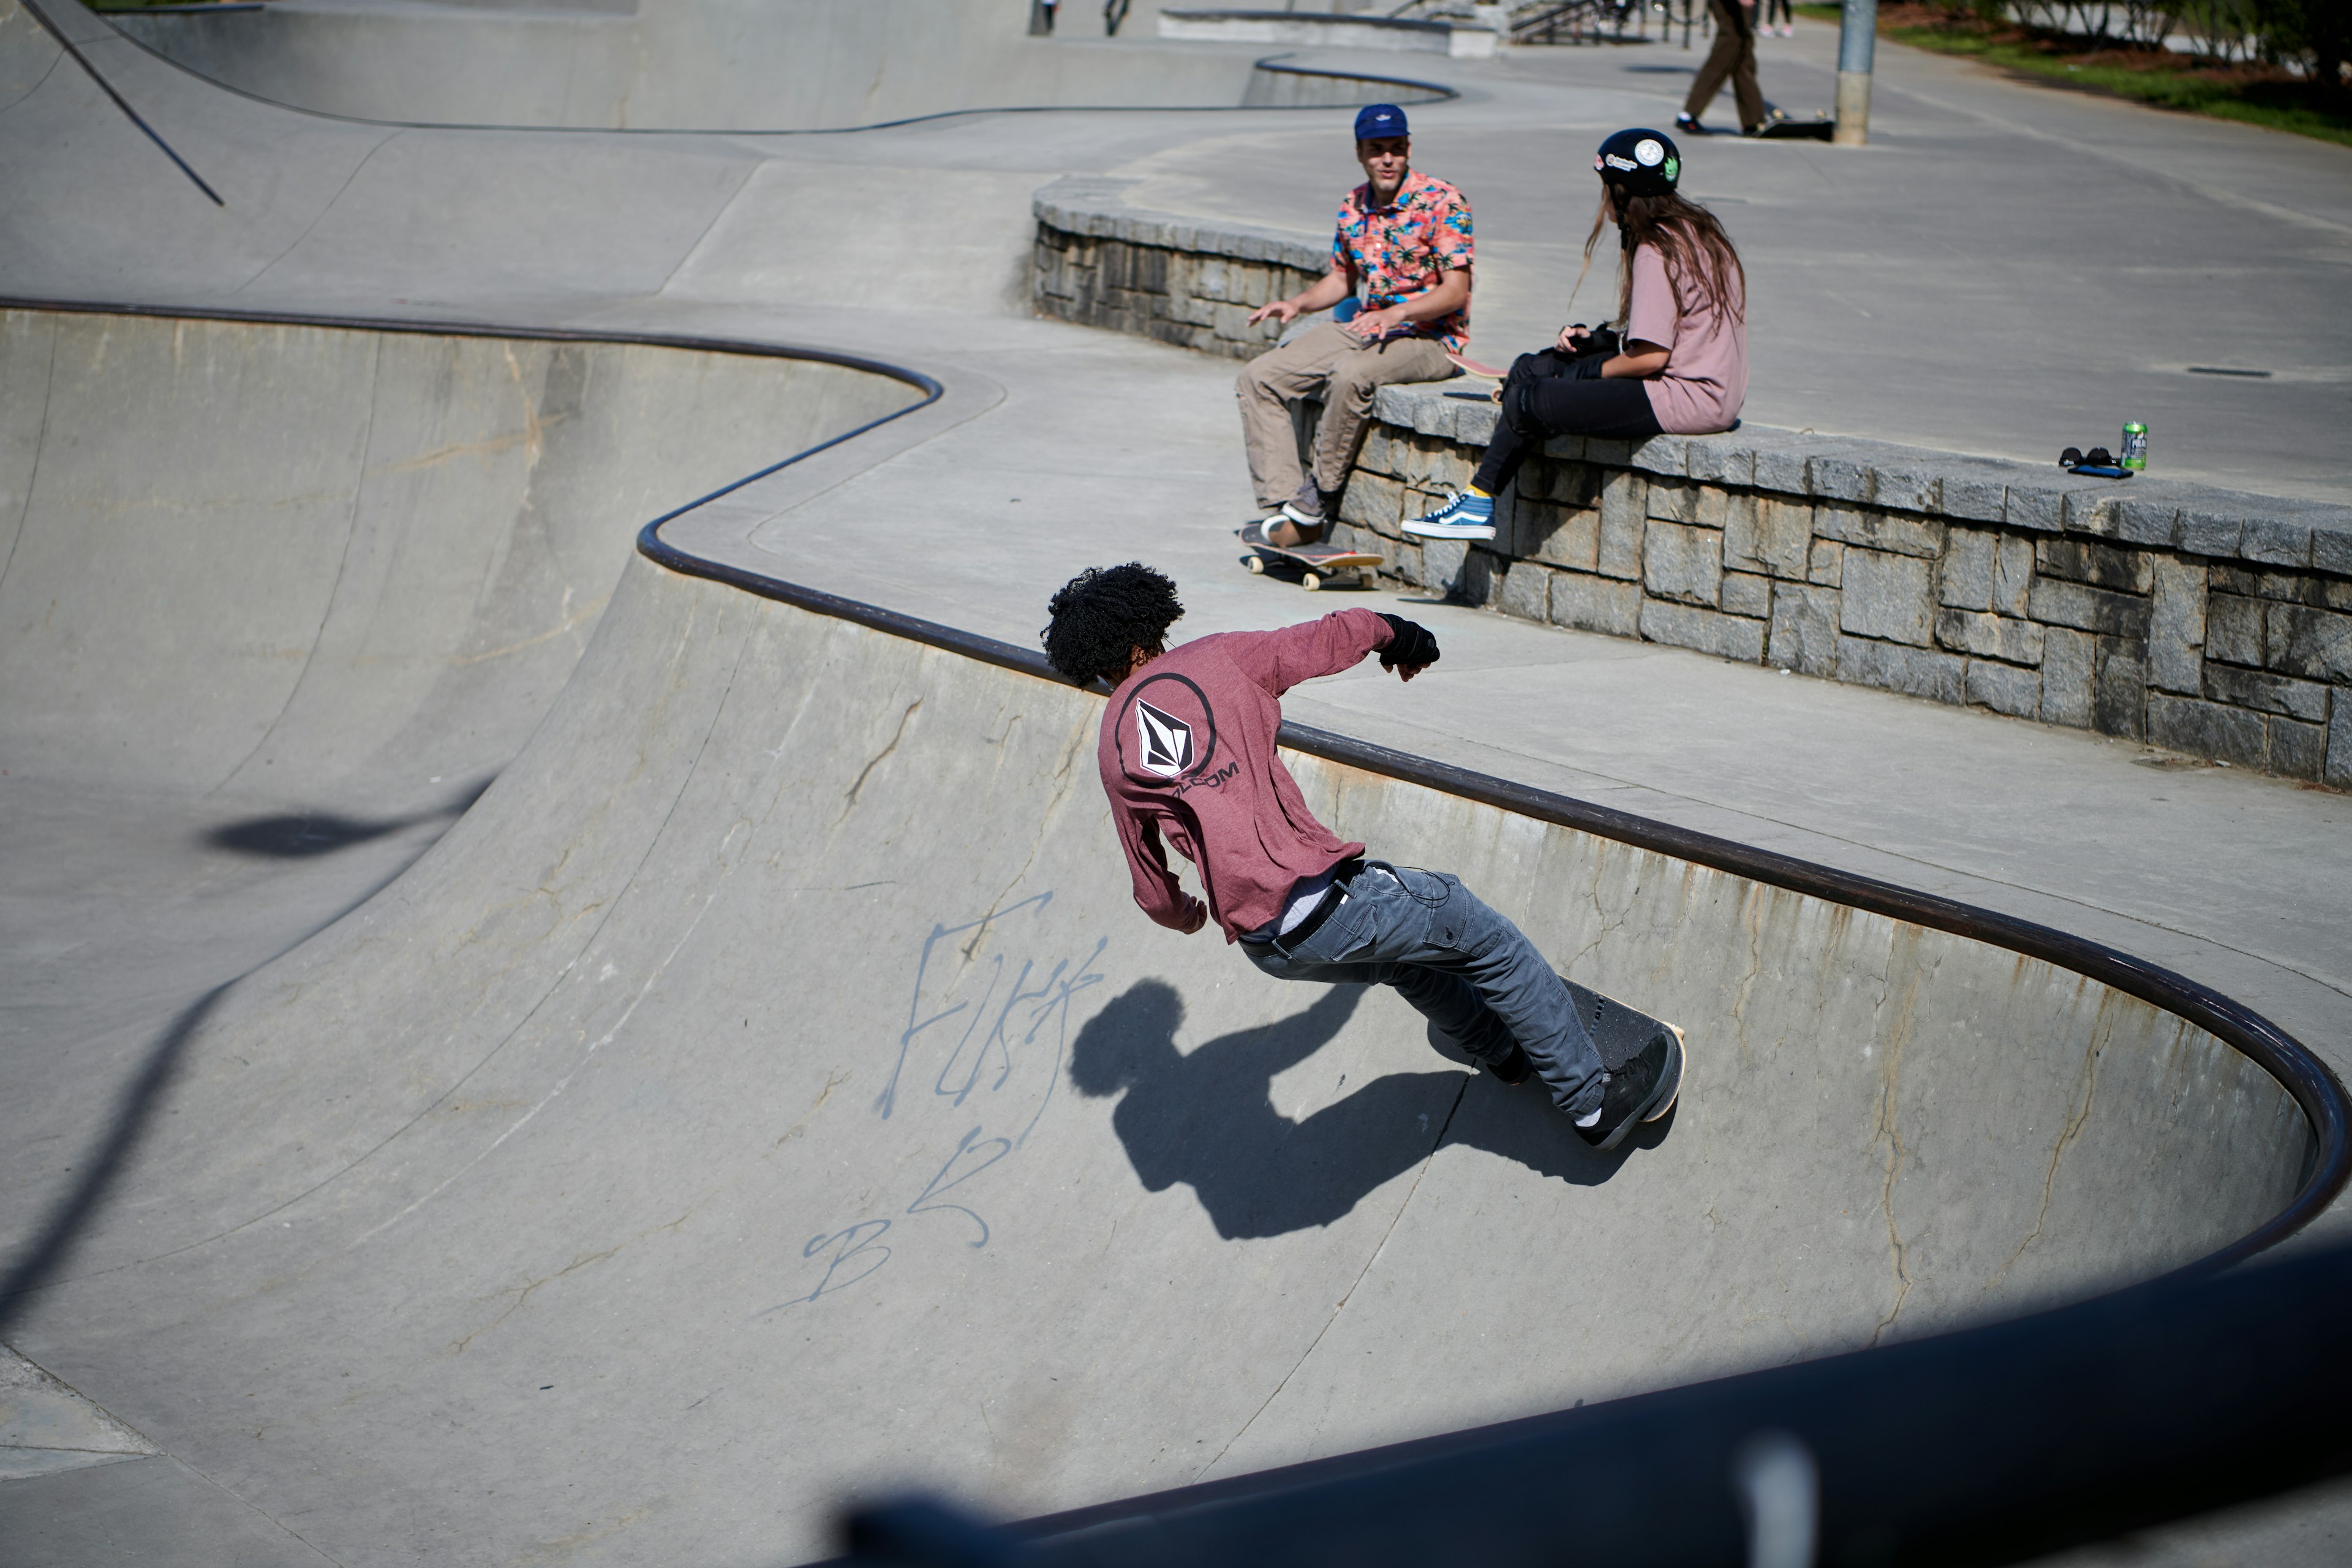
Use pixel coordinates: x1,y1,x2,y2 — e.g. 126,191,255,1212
1353,104,1409,141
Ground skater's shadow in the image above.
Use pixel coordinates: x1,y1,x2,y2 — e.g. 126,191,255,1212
1069,979,1662,1240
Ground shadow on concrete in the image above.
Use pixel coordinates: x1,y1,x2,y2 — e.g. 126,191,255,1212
1,775,506,1336
203,775,493,858
1070,979,1653,1240
0,984,229,1338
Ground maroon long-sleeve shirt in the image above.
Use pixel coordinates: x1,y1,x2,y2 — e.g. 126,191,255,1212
1098,609,1395,942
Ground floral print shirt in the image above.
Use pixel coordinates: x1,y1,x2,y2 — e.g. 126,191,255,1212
1332,169,1474,351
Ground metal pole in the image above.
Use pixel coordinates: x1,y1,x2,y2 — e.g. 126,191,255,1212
1833,0,1877,145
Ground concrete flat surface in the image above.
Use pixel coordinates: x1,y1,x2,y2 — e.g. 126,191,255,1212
4,3,2351,1563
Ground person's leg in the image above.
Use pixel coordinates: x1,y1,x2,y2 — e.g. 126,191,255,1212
1464,350,1575,495
1518,374,1665,443
1683,0,1746,123
1731,21,1766,129
1404,352,1580,539
1235,323,1357,513
1250,864,1606,1120
1311,334,1456,498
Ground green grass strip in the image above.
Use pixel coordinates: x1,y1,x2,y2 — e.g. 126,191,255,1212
1790,3,2352,145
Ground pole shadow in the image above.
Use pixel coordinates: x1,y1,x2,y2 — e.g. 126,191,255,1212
203,774,494,858
1069,979,1656,1241
0,984,229,1336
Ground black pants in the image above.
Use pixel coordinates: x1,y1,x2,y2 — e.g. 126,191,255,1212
1472,350,1664,496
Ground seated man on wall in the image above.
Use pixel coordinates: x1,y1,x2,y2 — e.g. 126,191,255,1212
1236,103,1472,549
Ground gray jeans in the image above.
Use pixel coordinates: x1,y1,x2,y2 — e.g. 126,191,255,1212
1242,864,1605,1119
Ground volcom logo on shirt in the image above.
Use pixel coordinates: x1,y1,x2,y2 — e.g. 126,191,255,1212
1136,699,1194,777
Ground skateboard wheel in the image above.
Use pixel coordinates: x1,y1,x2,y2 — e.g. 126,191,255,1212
1301,571,1324,592
1244,554,1265,575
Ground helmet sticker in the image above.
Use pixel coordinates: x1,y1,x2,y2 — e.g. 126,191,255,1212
1662,154,1681,181
1603,153,1638,172
1634,138,1665,167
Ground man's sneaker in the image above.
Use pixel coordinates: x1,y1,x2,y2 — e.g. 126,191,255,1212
1572,1023,1686,1152
1279,480,1332,533
1401,490,1495,541
1486,1040,1532,1087
1675,111,1708,136
1240,516,1321,550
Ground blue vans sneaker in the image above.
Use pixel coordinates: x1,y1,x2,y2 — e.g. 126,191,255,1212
1401,489,1495,541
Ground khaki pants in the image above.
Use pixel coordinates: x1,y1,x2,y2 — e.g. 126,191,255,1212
1684,0,1763,131
1235,323,1456,511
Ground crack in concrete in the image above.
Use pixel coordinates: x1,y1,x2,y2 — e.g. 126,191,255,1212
1988,984,2111,1295
976,714,1091,926
1867,935,1918,1348
1199,1074,1471,1480
451,1211,689,1357
838,698,920,821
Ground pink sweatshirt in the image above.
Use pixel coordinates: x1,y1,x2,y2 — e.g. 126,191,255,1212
1626,239,1747,435
1098,610,1395,941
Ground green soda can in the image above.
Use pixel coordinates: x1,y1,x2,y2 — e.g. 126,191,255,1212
2121,422,2149,472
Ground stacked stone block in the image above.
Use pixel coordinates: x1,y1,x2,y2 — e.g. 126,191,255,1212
1032,178,1326,361
1325,391,2352,787
1030,179,2352,786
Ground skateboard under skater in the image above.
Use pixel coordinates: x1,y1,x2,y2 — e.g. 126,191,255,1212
1237,521,1383,592
1564,976,1686,1088
1562,976,1688,1145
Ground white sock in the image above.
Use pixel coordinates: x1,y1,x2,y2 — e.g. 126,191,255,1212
1574,1101,1604,1129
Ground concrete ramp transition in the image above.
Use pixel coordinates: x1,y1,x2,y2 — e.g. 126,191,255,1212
98,0,1452,131
0,307,2334,1565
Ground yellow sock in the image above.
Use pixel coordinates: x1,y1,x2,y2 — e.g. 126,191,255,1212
1468,485,1493,500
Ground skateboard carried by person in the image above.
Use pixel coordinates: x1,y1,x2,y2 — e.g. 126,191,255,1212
1237,519,1382,592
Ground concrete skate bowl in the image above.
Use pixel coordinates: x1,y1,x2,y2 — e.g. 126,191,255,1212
1,281,2340,1562
88,0,1456,130
0,304,928,800
0,301,931,1469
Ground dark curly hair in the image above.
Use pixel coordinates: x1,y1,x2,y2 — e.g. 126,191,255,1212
1041,563,1185,687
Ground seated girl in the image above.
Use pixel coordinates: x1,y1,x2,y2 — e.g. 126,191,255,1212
1404,129,1746,542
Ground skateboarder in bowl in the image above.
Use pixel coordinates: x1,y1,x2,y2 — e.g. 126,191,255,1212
1041,563,1683,1151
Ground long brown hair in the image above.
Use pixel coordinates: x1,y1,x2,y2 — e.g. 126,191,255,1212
1567,186,1746,329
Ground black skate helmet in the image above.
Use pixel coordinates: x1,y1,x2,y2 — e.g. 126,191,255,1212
1595,128,1681,200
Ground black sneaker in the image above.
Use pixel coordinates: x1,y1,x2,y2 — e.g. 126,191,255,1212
1486,1040,1532,1087
1675,111,1707,137
1573,1023,1685,1151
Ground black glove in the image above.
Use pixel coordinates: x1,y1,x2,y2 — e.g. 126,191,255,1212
1377,613,1440,671
1569,350,1607,380
1566,325,1620,361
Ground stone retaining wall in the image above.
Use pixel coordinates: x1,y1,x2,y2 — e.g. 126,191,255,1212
1033,177,1329,359
1032,181,2352,785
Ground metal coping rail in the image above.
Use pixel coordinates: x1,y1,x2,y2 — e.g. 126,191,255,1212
10,296,2345,1560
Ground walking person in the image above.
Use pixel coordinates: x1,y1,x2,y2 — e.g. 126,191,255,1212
1041,563,1684,1152
1762,0,1793,38
1404,130,1746,543
1234,103,1474,550
1678,0,1773,137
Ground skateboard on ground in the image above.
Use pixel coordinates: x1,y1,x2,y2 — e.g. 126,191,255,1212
1753,114,1834,140
1563,975,1688,1126
1237,522,1382,592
